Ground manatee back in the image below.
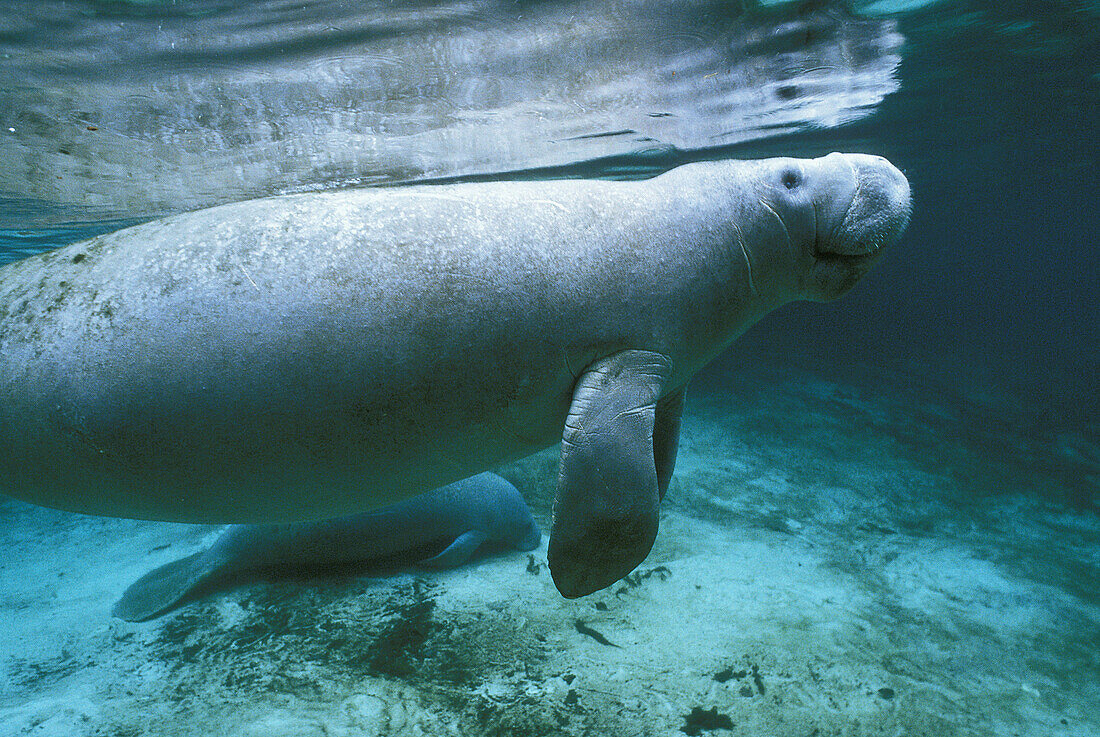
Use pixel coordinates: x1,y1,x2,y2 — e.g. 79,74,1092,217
0,174,699,524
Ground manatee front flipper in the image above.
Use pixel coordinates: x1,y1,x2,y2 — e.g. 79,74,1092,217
548,350,679,598
418,529,489,569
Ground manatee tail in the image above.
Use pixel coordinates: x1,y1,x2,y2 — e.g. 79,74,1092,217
112,552,210,622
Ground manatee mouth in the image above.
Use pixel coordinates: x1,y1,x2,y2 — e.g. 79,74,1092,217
813,245,882,268
810,245,884,295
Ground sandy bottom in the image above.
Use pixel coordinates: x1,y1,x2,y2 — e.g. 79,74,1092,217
1,357,1097,736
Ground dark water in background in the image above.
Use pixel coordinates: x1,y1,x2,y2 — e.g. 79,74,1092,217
0,0,1097,422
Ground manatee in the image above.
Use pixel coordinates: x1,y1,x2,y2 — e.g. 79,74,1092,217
112,472,541,622
0,153,911,597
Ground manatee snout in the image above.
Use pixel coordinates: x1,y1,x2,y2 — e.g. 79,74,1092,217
838,154,910,256
514,518,543,551
807,152,911,299
816,152,911,258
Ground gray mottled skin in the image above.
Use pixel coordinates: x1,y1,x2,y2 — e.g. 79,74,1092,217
112,472,541,622
0,153,911,597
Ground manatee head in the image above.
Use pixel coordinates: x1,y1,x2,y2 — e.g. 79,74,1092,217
509,515,542,552
472,473,541,551
752,152,911,301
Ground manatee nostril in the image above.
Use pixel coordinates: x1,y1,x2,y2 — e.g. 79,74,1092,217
781,169,801,190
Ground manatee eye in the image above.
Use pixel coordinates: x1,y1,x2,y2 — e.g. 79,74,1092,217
780,169,801,190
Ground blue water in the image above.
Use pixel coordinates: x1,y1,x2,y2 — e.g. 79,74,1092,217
0,1,1097,735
